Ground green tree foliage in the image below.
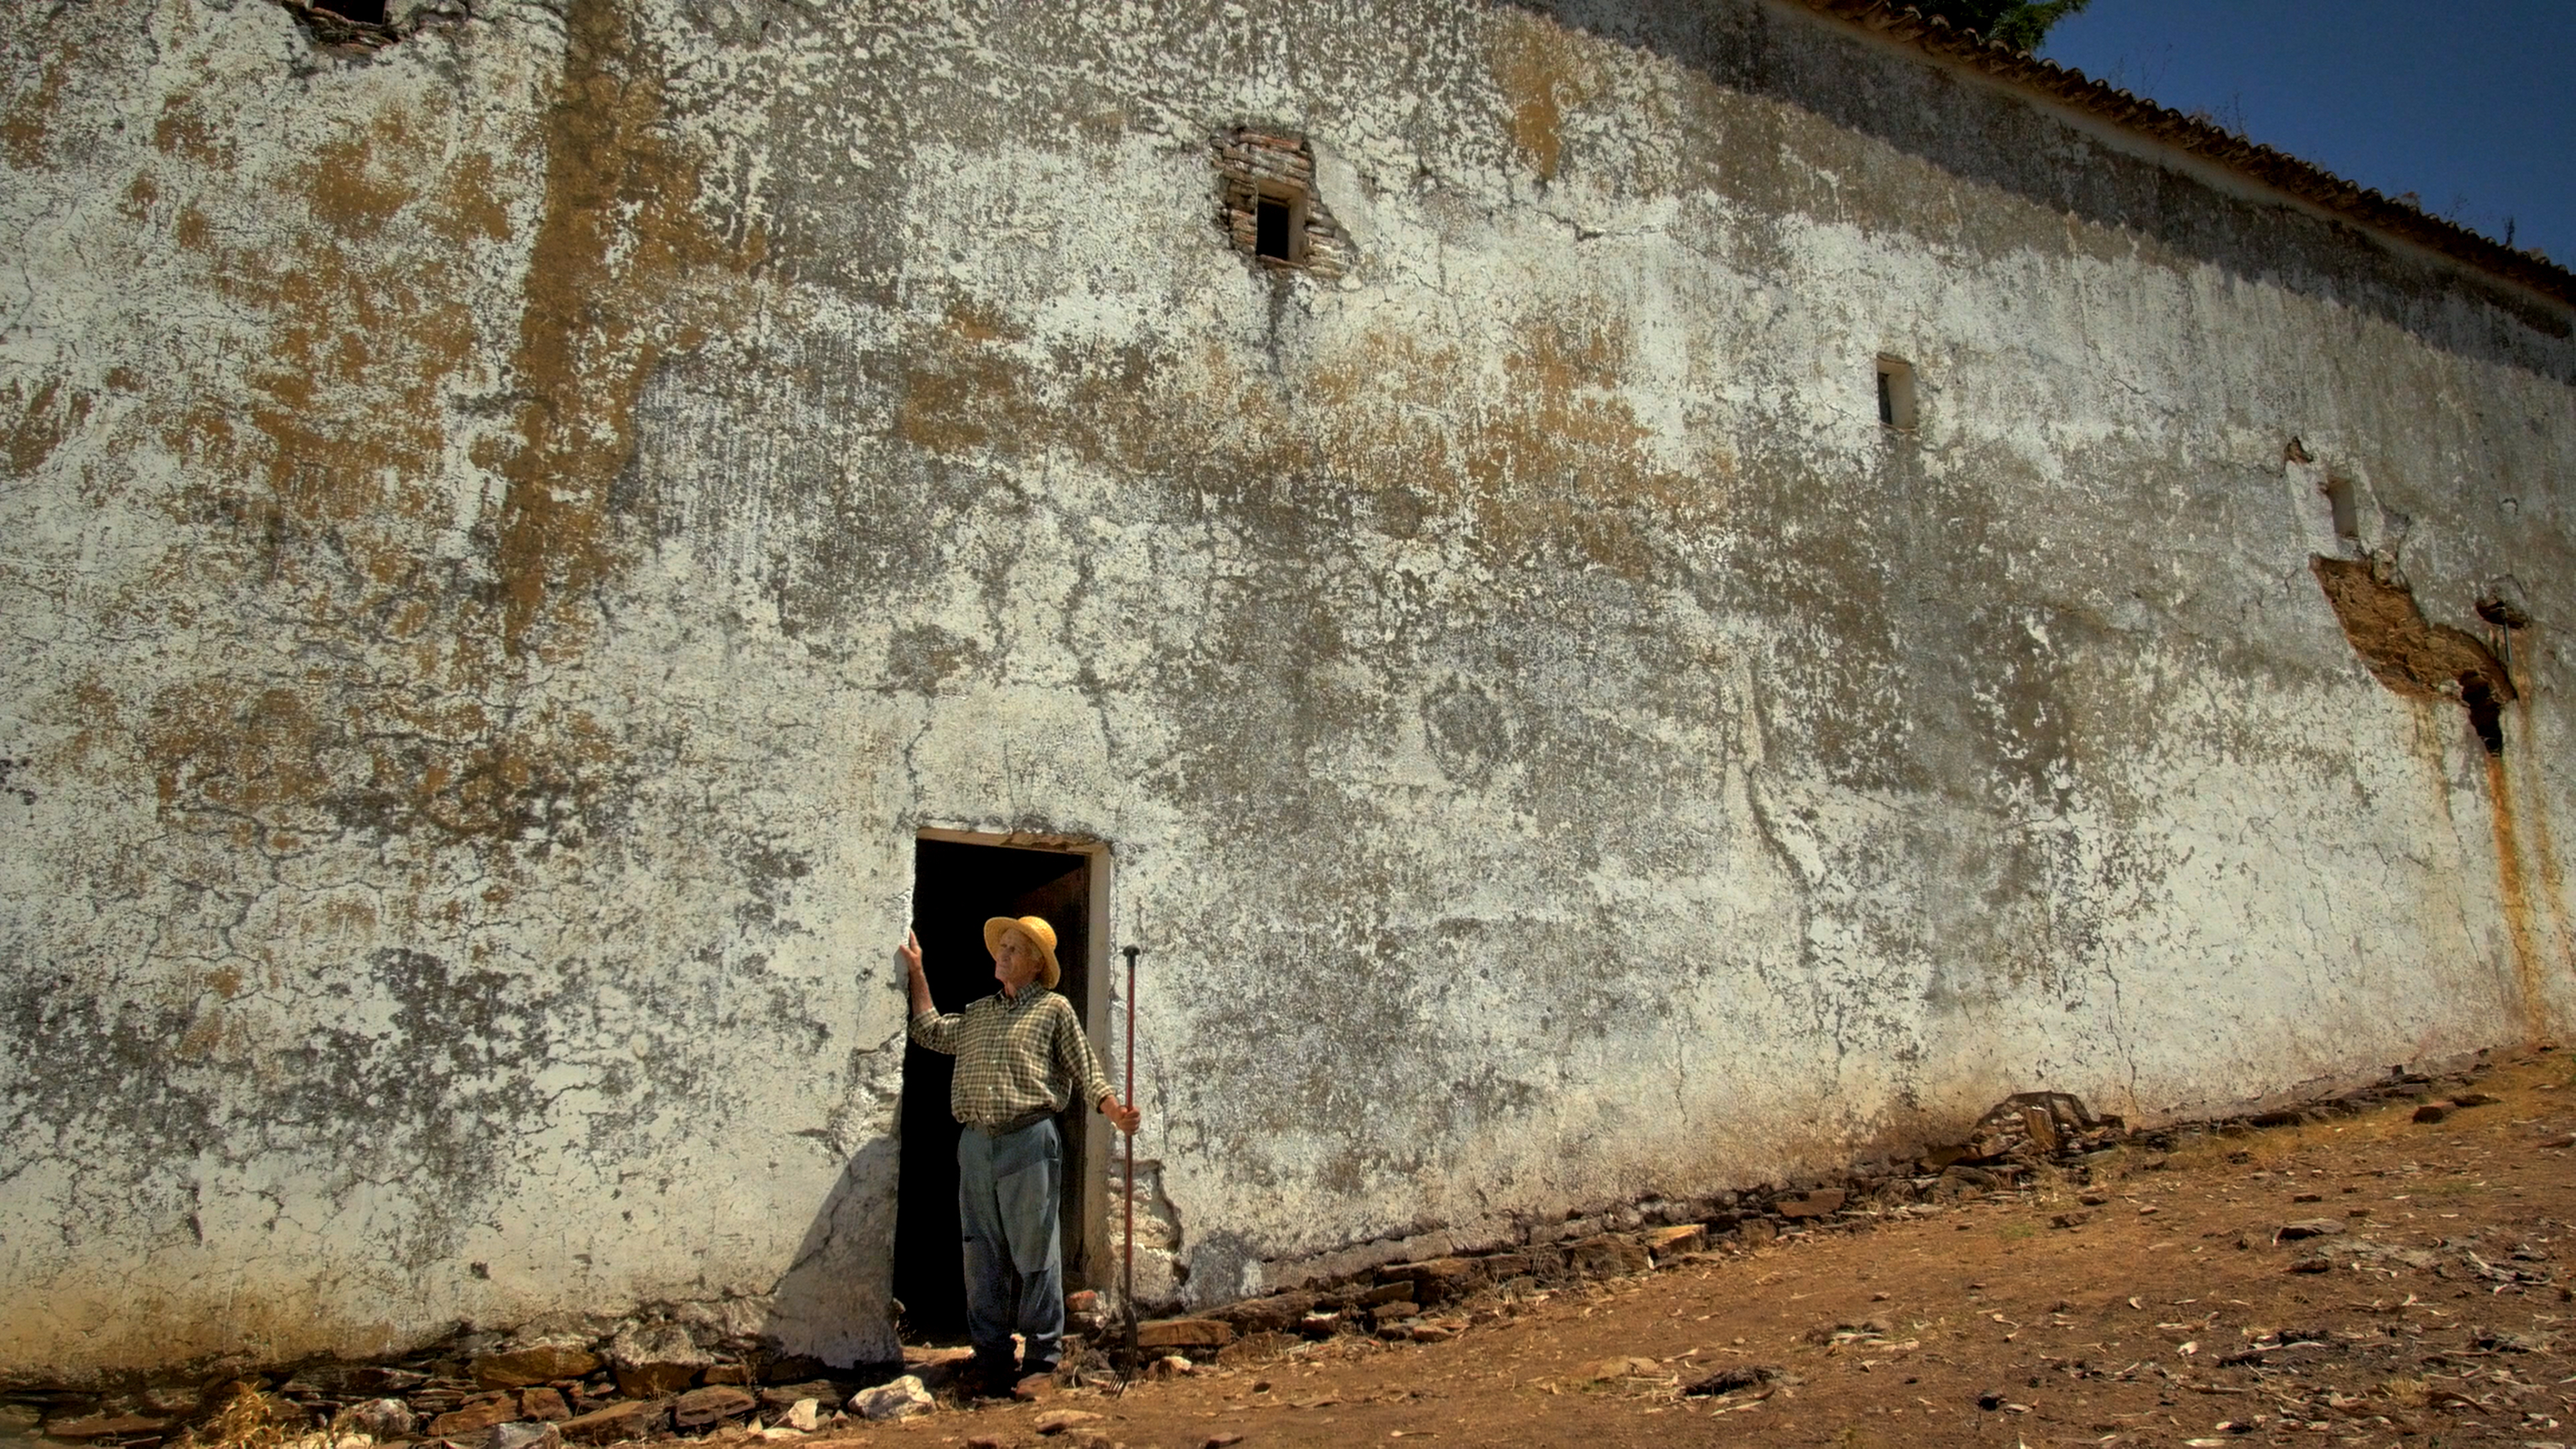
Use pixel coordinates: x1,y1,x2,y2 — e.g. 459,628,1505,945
1911,0,2092,52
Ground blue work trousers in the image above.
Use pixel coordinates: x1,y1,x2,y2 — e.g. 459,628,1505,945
956,1116,1065,1379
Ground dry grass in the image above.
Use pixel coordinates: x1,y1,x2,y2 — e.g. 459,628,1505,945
2375,1375,2432,1409
200,1383,295,1449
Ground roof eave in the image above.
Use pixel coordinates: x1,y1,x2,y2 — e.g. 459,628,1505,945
1794,0,2576,311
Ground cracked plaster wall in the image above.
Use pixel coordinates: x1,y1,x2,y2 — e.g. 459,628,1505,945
1,0,2571,1380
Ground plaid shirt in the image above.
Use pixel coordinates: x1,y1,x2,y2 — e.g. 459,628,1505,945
909,985,1114,1129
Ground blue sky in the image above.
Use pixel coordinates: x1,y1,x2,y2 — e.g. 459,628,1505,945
2039,1,2576,268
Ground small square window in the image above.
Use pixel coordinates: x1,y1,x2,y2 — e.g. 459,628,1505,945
1254,193,1300,264
1876,356,1917,430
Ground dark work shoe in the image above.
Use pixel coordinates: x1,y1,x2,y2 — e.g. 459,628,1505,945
1010,1371,1056,1402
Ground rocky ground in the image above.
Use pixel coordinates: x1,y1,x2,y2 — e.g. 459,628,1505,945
942,1049,2576,1447
13,1049,2575,1449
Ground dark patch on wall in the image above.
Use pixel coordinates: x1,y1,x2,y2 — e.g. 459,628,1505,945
0,753,37,810
1423,679,1517,784
2311,556,2516,751
140,676,643,856
881,625,985,696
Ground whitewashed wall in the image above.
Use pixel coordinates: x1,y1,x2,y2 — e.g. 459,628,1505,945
0,0,2568,1380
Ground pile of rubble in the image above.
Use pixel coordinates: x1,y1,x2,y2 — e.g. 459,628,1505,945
1,1323,970,1449
2,1062,2502,1449
1202,1065,2498,1348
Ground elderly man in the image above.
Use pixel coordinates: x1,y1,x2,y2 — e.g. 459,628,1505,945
903,915,1141,1399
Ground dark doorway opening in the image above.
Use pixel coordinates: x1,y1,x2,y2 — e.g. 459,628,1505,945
894,837,1102,1340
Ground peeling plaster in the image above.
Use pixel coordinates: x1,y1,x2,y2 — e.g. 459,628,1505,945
0,0,2569,1380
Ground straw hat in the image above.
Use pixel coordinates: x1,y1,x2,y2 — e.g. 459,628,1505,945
983,914,1061,989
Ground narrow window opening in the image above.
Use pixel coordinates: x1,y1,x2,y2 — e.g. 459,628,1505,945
1875,356,1917,430
2461,676,2506,756
1254,195,1295,263
2322,475,2361,541
317,0,387,21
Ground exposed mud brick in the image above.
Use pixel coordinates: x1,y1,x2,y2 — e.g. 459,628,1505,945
1777,1189,1847,1218
557,1400,667,1444
700,1364,751,1385
1367,1301,1418,1326
1479,1252,1534,1279
475,1347,604,1389
671,1385,756,1428
518,1388,568,1422
430,1397,519,1436
2310,557,2515,728
1738,1220,1778,1246
1210,1291,1315,1334
1566,1234,1652,1277
1136,1318,1235,1350
1358,1281,1413,1307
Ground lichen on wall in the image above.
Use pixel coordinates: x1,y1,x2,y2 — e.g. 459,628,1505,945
1,0,2571,1381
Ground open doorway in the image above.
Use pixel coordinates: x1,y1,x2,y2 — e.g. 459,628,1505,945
893,834,1108,1339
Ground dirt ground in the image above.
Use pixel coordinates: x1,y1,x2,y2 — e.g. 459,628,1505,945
820,1051,2576,1449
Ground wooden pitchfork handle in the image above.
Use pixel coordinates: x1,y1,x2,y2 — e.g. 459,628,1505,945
1119,944,1141,1385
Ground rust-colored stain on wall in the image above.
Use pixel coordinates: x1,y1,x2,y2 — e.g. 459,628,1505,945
486,0,756,654
1491,11,1606,184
